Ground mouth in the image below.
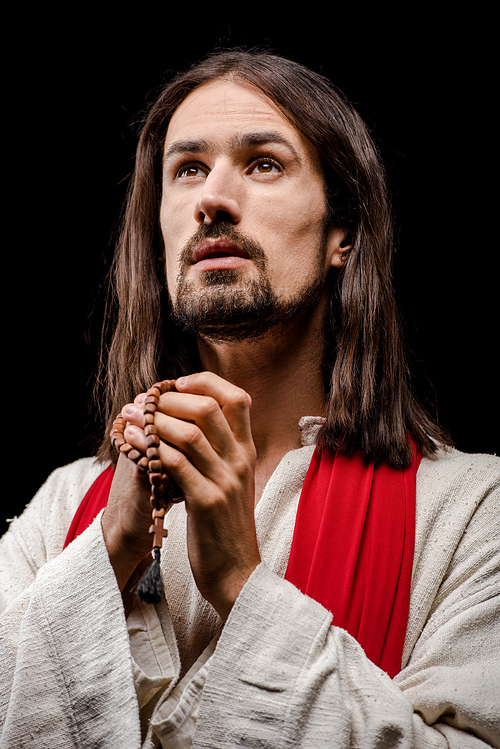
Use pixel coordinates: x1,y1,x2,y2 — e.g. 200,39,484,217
190,238,251,271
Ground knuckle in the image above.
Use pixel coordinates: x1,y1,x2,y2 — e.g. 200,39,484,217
228,388,250,410
199,396,220,418
167,448,185,471
183,423,203,447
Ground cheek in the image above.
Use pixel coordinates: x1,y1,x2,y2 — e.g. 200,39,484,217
261,180,326,241
160,210,181,298
160,197,195,294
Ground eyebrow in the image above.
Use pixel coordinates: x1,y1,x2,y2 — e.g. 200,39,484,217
163,130,302,165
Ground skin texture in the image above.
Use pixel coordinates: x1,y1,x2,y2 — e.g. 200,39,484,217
101,80,350,621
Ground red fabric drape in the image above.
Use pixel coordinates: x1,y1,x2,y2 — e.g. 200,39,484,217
285,444,420,677
63,464,115,548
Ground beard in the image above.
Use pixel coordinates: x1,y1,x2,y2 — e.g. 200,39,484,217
170,222,328,343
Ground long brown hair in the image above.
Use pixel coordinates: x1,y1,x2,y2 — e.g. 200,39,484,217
95,49,450,467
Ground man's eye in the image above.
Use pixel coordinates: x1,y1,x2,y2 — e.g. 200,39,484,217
177,164,204,178
250,160,281,175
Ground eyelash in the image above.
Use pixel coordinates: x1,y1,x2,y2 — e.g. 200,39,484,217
175,156,283,179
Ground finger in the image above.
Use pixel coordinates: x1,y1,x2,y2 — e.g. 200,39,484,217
156,439,211,503
174,372,252,445
154,410,230,480
121,401,145,427
155,391,237,457
122,395,226,468
123,423,148,454
122,395,227,483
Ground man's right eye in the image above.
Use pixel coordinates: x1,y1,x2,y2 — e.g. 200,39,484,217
177,164,206,179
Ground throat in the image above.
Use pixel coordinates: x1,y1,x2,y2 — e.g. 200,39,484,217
253,432,303,506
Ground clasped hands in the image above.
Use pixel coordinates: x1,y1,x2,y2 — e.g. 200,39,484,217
101,372,261,621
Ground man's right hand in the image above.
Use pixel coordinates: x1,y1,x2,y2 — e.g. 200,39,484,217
101,398,160,592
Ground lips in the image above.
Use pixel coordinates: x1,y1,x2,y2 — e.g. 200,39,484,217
190,238,250,264
188,238,252,272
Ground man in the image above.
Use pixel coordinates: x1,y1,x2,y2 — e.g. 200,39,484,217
1,50,499,748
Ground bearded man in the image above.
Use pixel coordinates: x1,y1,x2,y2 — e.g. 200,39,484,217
1,50,499,748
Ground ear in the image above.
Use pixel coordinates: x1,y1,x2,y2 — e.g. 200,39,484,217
325,226,352,269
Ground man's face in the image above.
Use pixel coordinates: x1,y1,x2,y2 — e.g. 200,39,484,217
160,79,346,340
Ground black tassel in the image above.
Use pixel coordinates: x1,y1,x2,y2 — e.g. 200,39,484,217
136,547,163,604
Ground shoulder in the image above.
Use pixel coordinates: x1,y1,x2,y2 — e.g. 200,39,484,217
413,446,499,588
4,457,109,562
417,446,499,512
412,446,499,607
33,456,109,518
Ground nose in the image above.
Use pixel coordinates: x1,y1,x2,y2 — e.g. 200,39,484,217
194,164,242,225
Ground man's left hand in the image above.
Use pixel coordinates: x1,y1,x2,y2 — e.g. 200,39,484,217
122,372,260,621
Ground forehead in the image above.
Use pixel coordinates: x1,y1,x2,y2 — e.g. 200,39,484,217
164,78,318,162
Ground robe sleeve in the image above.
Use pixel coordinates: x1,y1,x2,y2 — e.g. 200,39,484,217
193,466,500,749
0,513,145,748
0,461,157,748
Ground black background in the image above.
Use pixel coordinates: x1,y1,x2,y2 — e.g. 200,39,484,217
4,12,497,534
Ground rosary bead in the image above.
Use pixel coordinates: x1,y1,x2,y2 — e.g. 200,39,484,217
127,449,143,463
146,434,161,448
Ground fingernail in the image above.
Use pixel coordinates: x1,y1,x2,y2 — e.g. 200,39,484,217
176,376,188,387
122,403,138,417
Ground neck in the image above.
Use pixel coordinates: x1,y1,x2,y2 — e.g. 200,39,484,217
196,302,328,467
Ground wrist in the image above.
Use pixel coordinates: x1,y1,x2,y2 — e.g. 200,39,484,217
101,511,150,591
210,561,261,622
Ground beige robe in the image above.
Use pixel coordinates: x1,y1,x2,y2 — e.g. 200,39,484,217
1,418,499,747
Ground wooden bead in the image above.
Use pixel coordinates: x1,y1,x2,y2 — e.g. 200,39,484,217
144,424,158,436
152,483,165,498
149,472,163,486
127,449,143,463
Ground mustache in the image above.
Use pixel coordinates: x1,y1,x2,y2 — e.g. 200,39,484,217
178,222,268,271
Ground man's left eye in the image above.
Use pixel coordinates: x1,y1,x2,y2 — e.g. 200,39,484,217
251,160,280,174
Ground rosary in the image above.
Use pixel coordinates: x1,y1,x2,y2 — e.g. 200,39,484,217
110,379,183,603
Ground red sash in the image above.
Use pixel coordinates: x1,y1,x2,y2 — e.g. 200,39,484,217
64,447,419,677
285,444,420,677
63,464,115,548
